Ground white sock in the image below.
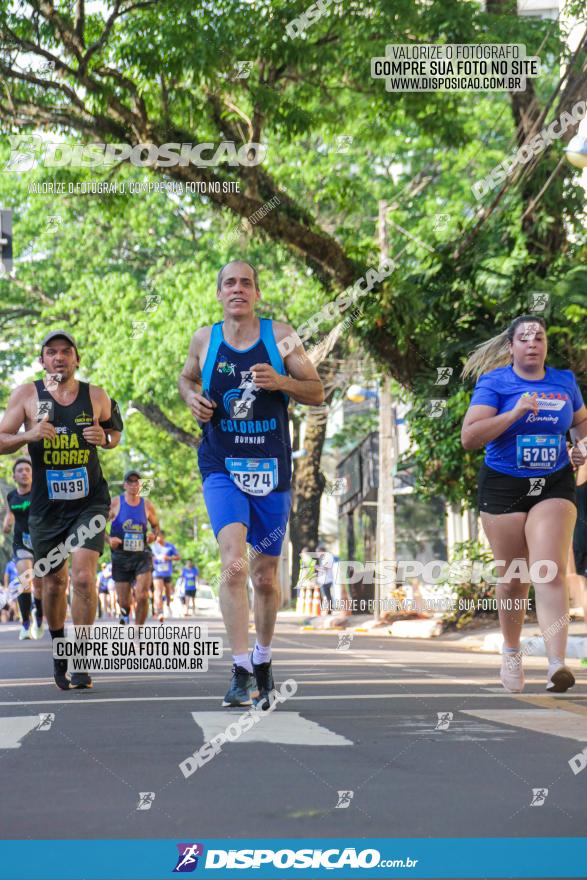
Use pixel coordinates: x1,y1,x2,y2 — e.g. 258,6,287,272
252,642,271,665
548,657,564,675
233,653,253,673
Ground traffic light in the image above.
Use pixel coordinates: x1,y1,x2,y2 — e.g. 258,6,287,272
0,209,13,274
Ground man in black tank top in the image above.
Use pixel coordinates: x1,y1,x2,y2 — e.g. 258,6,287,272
0,330,123,690
2,456,44,640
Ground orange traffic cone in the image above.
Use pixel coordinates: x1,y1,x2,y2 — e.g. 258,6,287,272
311,586,322,617
303,585,312,616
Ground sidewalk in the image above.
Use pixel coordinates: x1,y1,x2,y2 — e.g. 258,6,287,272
279,608,587,658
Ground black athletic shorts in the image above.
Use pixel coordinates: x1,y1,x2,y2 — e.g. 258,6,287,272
184,589,196,597
573,483,587,575
478,463,576,515
111,550,153,583
29,504,109,574
153,575,172,586
574,549,587,576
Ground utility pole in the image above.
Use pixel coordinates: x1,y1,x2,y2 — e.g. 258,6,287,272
0,209,12,275
375,201,397,620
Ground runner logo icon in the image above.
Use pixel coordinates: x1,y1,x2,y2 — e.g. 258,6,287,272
173,843,204,872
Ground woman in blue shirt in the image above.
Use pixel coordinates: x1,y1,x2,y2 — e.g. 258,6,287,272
461,315,587,694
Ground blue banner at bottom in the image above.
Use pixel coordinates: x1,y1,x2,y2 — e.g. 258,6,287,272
0,838,586,879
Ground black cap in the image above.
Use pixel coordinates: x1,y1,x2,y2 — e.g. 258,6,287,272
124,469,141,481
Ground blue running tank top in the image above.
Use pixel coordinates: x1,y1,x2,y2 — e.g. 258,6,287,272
110,495,148,552
197,319,292,493
470,365,584,477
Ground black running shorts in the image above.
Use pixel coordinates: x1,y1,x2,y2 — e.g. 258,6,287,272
29,504,109,574
478,463,576,515
111,550,153,583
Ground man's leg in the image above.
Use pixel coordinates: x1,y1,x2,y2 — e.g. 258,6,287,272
217,522,254,706
153,578,164,615
250,553,281,647
15,558,33,639
218,523,250,655
43,563,69,632
164,579,172,617
67,548,101,689
249,553,281,709
134,571,152,625
70,548,100,626
116,581,132,624
42,561,71,689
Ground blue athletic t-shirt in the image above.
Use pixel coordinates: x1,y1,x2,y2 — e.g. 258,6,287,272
470,365,584,477
152,541,178,578
197,319,292,493
182,566,199,591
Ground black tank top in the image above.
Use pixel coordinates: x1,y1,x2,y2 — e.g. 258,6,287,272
28,379,110,520
6,488,32,550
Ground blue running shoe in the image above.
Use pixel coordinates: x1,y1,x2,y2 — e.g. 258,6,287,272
222,664,253,707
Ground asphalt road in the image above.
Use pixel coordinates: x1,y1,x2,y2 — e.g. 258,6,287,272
1,616,586,878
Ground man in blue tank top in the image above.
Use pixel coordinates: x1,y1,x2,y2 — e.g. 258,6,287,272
107,470,160,626
179,260,324,709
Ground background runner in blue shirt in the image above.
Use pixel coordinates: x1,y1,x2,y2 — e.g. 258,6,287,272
461,315,587,696
181,560,199,616
152,531,180,621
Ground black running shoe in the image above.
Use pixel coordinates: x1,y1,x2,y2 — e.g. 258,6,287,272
70,672,93,689
53,658,70,691
222,664,253,707
252,659,276,711
546,665,575,693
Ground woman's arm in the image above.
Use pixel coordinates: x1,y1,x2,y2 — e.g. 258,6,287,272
461,395,539,450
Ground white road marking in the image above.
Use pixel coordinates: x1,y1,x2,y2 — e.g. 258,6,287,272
461,709,587,742
0,716,41,748
191,711,353,746
0,693,585,707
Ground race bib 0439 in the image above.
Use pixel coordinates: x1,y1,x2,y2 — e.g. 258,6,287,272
516,435,561,470
46,467,89,501
225,457,278,496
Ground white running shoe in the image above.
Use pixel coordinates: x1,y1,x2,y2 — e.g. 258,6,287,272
19,625,32,641
31,620,45,640
500,650,524,693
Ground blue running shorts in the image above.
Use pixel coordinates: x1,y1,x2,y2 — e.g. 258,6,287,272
202,472,291,556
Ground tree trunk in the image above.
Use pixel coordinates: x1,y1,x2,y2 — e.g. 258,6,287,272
289,407,328,590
